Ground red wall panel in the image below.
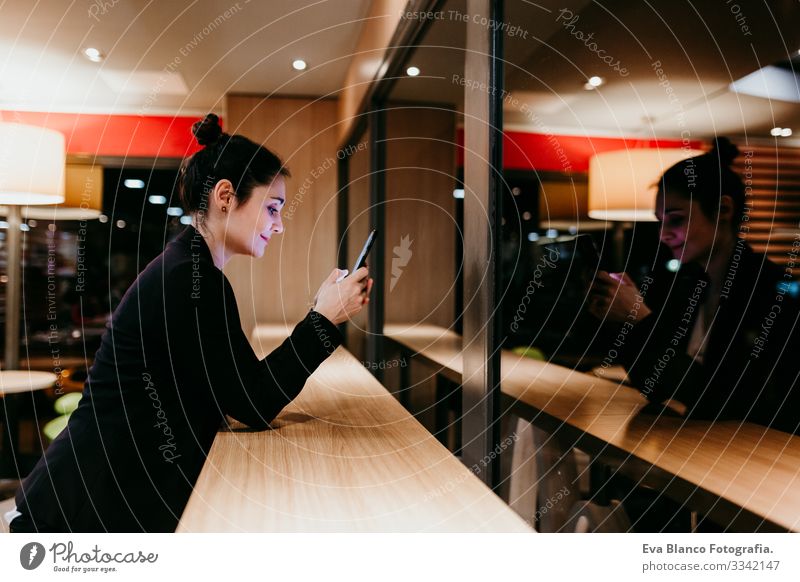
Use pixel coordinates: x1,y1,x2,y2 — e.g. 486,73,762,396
0,111,205,158
457,128,704,172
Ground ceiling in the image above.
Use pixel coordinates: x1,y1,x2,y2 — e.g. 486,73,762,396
389,0,800,142
0,0,372,116
1,0,799,143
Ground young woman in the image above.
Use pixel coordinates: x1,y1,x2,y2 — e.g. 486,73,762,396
590,138,799,434
8,114,373,532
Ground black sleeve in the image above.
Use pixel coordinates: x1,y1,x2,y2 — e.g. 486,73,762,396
165,261,342,429
752,299,800,434
617,313,707,407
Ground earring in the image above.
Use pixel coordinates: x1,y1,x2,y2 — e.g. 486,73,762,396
221,206,227,212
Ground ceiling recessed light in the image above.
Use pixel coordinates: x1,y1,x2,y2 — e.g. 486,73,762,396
98,214,108,223
584,76,604,90
124,179,145,189
148,195,167,205
83,47,104,62
771,127,793,137
166,207,183,216
406,66,420,77
180,215,192,225
116,219,126,229
292,59,307,71
452,188,465,199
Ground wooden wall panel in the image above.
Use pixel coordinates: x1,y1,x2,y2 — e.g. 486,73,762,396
385,106,457,327
538,180,588,222
224,96,339,335
734,142,800,268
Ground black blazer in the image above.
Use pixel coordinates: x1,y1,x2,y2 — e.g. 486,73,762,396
15,226,342,532
618,243,799,434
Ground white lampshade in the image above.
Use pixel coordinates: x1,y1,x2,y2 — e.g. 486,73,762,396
0,164,103,220
588,148,703,222
0,123,66,205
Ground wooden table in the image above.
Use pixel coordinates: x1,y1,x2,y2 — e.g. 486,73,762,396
177,325,531,532
384,323,800,532
0,370,58,478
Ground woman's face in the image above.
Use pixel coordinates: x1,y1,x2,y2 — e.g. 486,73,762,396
655,190,718,265
224,176,285,258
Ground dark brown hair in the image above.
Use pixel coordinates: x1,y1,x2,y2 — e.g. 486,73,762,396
657,137,746,232
179,114,289,213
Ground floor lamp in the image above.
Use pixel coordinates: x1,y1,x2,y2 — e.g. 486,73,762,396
0,123,66,371
0,162,103,368
588,148,702,271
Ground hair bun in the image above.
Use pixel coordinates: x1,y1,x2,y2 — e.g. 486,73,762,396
192,114,223,147
711,136,739,167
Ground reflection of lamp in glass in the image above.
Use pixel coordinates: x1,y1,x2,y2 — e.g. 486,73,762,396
0,123,66,370
588,148,703,267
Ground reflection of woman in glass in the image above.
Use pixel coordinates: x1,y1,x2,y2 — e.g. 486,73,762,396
590,138,799,434
9,115,373,532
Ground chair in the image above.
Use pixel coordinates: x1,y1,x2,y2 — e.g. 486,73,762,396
506,416,579,531
0,496,16,534
42,392,81,443
505,416,630,532
564,499,632,532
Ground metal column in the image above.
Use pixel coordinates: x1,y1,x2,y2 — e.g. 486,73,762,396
461,0,504,487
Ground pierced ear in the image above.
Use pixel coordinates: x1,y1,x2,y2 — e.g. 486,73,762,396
213,179,234,209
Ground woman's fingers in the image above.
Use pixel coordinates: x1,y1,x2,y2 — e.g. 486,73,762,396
361,278,373,304
351,266,370,283
315,267,374,323
594,271,619,285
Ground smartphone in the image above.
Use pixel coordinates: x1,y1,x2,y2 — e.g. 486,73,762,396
337,229,377,282
543,234,601,291
352,229,377,273
575,234,601,271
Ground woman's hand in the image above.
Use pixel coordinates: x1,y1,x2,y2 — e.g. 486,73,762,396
313,267,373,325
588,271,652,323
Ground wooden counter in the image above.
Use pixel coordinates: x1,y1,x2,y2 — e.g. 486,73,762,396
384,323,800,532
177,325,531,532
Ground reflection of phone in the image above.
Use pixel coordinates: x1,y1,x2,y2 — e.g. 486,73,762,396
575,234,601,272
352,229,377,273
575,234,602,290
543,234,601,292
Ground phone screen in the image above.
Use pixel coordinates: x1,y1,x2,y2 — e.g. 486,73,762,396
352,229,377,273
